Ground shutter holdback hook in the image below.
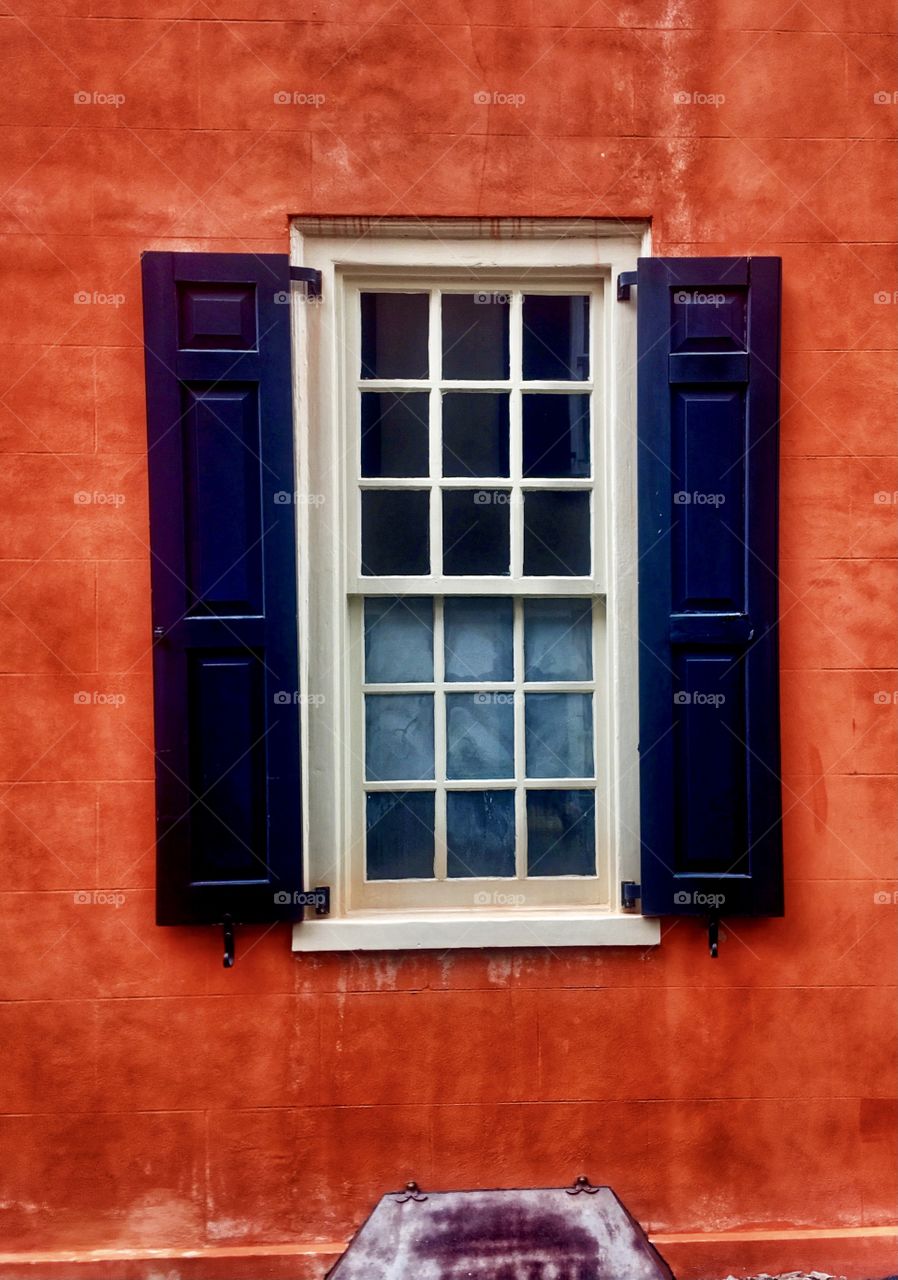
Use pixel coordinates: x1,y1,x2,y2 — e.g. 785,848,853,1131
708,913,720,959
222,914,235,968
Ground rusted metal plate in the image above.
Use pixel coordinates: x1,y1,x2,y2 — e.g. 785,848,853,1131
327,1183,675,1280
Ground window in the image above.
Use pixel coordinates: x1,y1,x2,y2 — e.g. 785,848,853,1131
294,219,657,948
142,242,782,947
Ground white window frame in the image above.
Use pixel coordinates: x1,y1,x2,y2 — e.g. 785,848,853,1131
290,217,659,951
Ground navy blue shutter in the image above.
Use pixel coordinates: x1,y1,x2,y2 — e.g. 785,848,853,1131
637,257,783,917
141,252,303,926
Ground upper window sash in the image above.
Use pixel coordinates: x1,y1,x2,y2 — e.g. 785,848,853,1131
342,275,606,596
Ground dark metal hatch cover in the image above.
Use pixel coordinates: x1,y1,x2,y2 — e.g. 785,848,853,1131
326,1180,675,1280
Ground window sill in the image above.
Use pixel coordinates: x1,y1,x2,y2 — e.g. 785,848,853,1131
291,911,660,952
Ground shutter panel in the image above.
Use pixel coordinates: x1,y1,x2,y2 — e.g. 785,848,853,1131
636,257,783,917
141,252,303,926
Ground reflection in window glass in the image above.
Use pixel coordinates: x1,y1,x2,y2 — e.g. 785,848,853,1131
442,392,510,478
524,599,592,682
446,693,515,780
443,490,510,576
523,491,591,577
366,791,435,880
525,692,594,779
447,790,516,878
522,393,590,478
522,294,589,381
361,292,429,379
361,392,430,477
527,790,596,876
444,597,513,682
365,693,434,781
364,597,434,684
361,490,430,576
442,293,510,380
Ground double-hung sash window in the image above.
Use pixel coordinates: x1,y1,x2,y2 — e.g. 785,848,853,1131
297,220,648,945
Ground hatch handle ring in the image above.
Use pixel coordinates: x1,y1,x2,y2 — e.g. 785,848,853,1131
567,1176,599,1196
392,1182,428,1203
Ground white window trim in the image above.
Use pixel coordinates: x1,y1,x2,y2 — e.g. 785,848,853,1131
290,217,658,952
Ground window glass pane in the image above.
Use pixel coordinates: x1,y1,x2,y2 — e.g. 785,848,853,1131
526,790,595,876
444,597,513,682
447,790,516,878
522,393,590,478
446,693,515,780
442,293,510,380
442,392,510,478
364,597,433,684
523,491,590,577
361,392,429,477
524,599,592,682
365,693,434,781
366,791,435,879
525,692,593,778
443,489,510,576
522,294,589,381
361,292,429,379
361,490,430,576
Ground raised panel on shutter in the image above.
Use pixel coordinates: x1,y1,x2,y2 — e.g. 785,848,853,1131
637,256,783,919
142,252,303,927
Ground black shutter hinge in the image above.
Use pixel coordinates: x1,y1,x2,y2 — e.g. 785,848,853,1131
617,271,638,302
279,887,331,915
621,880,641,911
289,266,322,297
297,886,330,916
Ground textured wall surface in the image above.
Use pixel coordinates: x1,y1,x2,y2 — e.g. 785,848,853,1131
0,1,896,1276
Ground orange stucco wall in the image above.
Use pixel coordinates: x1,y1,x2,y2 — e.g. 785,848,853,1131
1,2,897,1277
